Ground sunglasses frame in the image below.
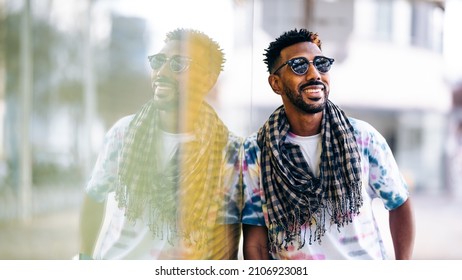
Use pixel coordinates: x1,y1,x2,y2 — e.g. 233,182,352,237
272,56,335,75
148,54,193,73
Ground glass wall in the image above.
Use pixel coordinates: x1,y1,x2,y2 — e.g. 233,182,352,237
1,0,461,260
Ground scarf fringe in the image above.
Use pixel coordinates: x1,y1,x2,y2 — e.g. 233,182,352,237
270,181,362,252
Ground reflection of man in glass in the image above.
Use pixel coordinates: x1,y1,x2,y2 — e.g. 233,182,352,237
79,29,242,259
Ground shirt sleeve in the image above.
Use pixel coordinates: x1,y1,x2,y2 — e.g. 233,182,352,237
352,118,409,210
241,133,266,226
218,133,244,225
85,116,132,202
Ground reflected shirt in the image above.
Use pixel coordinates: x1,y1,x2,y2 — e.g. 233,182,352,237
85,114,242,259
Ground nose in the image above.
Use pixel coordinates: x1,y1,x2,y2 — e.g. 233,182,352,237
151,62,172,84
151,62,175,84
305,62,321,81
155,60,171,75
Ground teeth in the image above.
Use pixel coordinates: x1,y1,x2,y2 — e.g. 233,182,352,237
155,83,174,90
303,88,322,93
156,85,171,89
155,82,171,86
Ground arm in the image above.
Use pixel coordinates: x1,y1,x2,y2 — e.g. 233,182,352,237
389,198,415,260
243,224,270,260
77,118,128,259
79,194,105,258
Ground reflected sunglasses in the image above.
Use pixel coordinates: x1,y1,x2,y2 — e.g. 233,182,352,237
272,56,335,75
148,53,192,73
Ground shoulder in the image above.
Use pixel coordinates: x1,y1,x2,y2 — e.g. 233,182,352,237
104,114,135,140
349,117,388,148
241,132,260,169
243,132,258,149
108,115,135,133
349,118,380,136
243,132,259,153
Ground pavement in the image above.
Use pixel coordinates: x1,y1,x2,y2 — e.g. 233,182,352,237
0,192,461,260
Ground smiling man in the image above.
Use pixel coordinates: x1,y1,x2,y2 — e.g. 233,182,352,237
79,29,242,260
241,28,415,260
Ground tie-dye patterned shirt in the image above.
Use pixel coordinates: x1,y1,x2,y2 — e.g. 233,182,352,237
242,118,409,260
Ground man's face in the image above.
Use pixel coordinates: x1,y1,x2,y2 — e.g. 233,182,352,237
273,42,331,114
150,40,212,111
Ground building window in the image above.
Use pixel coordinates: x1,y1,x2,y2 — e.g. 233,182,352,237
411,1,444,52
375,0,393,41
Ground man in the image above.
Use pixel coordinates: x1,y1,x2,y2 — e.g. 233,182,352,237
79,28,242,259
241,29,415,260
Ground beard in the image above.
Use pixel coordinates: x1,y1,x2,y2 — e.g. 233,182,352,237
283,83,327,114
151,80,180,111
152,94,179,111
151,76,206,112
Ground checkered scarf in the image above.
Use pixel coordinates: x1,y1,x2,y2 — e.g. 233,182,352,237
257,100,363,251
115,99,229,250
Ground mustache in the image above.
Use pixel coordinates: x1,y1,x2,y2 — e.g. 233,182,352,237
153,76,177,86
300,80,325,91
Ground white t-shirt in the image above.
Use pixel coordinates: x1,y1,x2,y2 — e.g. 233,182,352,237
286,132,322,177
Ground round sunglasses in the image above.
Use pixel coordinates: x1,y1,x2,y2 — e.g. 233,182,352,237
148,54,192,73
272,56,335,75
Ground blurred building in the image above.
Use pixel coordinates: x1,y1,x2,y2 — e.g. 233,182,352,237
0,0,150,220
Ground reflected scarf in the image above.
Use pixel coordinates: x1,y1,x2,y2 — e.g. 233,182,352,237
257,100,363,251
115,99,229,251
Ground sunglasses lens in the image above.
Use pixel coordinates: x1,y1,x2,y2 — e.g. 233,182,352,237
314,56,333,73
290,58,309,75
170,56,191,72
149,54,167,70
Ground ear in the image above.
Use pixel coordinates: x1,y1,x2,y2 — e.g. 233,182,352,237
268,74,282,95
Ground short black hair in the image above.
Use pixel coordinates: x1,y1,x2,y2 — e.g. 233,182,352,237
165,28,225,76
263,28,322,74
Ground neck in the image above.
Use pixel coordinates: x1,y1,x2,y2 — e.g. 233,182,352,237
286,109,323,137
158,108,200,134
158,110,180,133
